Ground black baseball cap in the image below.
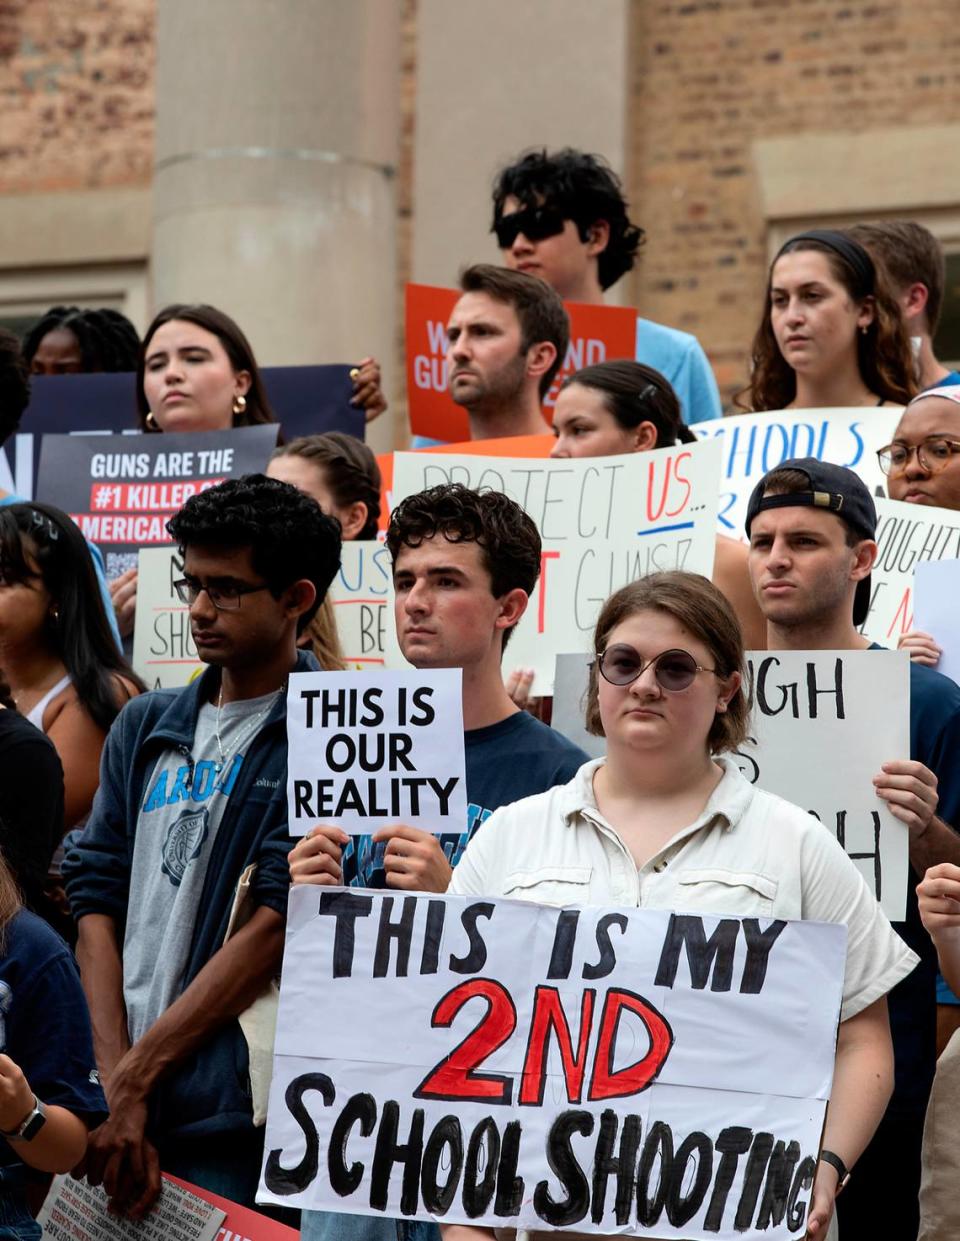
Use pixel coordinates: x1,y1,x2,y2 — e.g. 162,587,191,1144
745,458,877,626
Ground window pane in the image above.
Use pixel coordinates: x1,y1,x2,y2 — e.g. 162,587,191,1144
933,252,960,370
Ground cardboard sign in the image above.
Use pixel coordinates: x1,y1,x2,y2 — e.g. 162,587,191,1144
258,887,845,1237
37,1174,224,1241
913,558,960,686
694,407,902,540
329,541,394,668
36,425,279,579
132,547,202,689
391,440,721,691
405,283,638,441
860,496,960,645
286,669,467,835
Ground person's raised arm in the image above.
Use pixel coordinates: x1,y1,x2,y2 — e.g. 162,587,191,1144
873,759,960,875
918,862,960,994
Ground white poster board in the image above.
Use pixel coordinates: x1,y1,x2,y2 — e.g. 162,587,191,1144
38,1174,224,1241
132,547,202,689
328,540,398,670
259,887,845,1237
694,407,900,541
391,441,721,692
860,496,960,645
286,669,467,835
914,558,960,687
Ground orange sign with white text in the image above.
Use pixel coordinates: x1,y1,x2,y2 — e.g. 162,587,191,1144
405,283,638,441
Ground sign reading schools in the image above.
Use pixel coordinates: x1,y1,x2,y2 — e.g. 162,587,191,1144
36,425,279,579
259,887,845,1238
286,670,467,835
405,283,638,441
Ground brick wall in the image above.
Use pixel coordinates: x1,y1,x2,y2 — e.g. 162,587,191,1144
627,0,960,407
0,0,154,193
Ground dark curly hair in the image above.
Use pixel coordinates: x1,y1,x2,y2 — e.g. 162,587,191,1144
561,360,696,446
137,304,276,432
385,483,541,651
492,148,645,291
166,474,342,632
0,328,30,446
22,305,140,373
271,432,381,539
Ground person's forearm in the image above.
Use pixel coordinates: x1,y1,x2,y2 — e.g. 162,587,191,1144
75,914,131,1085
13,1105,88,1174
821,998,893,1171
931,925,960,996
910,815,960,877
440,1227,495,1241
117,905,284,1096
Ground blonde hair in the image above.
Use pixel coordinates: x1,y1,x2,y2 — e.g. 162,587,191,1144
303,596,346,671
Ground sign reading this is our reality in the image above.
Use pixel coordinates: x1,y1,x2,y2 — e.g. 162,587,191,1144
391,439,721,691
258,888,845,1238
286,670,467,835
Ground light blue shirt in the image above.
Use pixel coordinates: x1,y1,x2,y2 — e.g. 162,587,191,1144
634,316,722,425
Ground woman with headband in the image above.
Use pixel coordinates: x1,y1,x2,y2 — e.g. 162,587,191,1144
740,228,915,412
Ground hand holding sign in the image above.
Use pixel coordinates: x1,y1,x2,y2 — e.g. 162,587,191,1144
872,759,939,839
372,825,454,892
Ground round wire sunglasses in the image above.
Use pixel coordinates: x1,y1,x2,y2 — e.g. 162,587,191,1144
596,645,718,691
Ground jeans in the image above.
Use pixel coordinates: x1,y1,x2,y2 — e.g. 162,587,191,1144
0,1166,41,1241
301,1209,439,1241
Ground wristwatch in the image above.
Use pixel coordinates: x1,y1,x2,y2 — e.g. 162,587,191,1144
0,1095,46,1142
819,1148,851,1194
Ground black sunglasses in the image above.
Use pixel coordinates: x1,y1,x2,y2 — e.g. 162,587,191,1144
597,645,718,692
493,205,567,250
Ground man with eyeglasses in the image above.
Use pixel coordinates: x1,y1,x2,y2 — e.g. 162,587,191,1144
492,147,722,425
64,474,341,1219
745,457,960,1241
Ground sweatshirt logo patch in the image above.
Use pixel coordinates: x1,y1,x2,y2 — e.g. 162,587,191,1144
161,807,210,886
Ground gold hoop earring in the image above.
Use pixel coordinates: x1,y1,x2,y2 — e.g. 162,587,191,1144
232,394,247,416
145,411,160,430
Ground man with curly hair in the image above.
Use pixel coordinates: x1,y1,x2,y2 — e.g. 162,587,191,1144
64,474,342,1217
491,147,722,424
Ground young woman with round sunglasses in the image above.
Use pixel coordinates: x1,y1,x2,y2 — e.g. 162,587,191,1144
448,570,916,1241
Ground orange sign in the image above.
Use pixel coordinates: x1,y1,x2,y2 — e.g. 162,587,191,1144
405,283,638,441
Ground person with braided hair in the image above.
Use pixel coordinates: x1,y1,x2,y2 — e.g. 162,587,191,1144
23,306,140,376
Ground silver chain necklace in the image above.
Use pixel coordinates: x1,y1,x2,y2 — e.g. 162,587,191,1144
214,683,285,774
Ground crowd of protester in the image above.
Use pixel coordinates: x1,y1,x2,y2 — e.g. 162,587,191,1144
1,145,959,1241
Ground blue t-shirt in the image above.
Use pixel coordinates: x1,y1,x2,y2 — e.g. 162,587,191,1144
870,644,960,1110
926,370,960,388
0,910,107,1168
634,316,722,426
340,710,588,887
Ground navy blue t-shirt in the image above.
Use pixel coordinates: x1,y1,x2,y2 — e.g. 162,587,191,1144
0,909,107,1168
340,711,588,887
870,645,960,1111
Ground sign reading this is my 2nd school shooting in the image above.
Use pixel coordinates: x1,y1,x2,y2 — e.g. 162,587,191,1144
258,888,845,1238
286,670,467,835
391,439,721,692
405,283,638,441
36,425,279,579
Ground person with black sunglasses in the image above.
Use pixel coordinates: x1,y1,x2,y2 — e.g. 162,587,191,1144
491,147,722,426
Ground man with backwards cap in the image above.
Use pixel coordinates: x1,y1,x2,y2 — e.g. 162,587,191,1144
745,457,960,1241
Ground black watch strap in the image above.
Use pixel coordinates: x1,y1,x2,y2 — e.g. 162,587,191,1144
820,1148,851,1192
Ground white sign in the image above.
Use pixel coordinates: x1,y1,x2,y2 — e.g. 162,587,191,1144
133,547,202,689
551,652,604,759
329,541,397,670
258,887,845,1237
286,669,467,835
914,558,960,687
694,407,901,541
38,1174,225,1241
860,496,960,645
391,441,721,692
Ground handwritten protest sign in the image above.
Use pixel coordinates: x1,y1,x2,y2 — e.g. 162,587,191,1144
286,669,467,835
132,547,202,689
38,1174,224,1241
259,887,845,1237
405,283,638,441
36,425,279,579
694,407,901,539
329,541,394,669
551,652,604,759
860,496,960,645
391,440,721,691
914,558,960,687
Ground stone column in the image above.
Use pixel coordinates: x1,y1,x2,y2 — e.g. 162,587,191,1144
152,0,400,450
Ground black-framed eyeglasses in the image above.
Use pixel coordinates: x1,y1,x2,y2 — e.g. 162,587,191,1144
493,205,567,250
597,645,718,691
173,577,271,611
877,438,960,476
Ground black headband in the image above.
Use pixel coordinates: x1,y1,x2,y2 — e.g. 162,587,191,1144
774,229,876,296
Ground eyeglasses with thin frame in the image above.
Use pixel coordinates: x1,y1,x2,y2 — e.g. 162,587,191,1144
596,645,718,692
876,438,960,476
173,576,272,611
493,205,567,250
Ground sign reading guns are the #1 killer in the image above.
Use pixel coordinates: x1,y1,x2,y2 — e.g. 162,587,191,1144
258,887,846,1238
286,670,467,835
36,425,279,579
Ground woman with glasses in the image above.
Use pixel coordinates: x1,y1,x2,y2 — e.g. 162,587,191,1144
448,570,916,1241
